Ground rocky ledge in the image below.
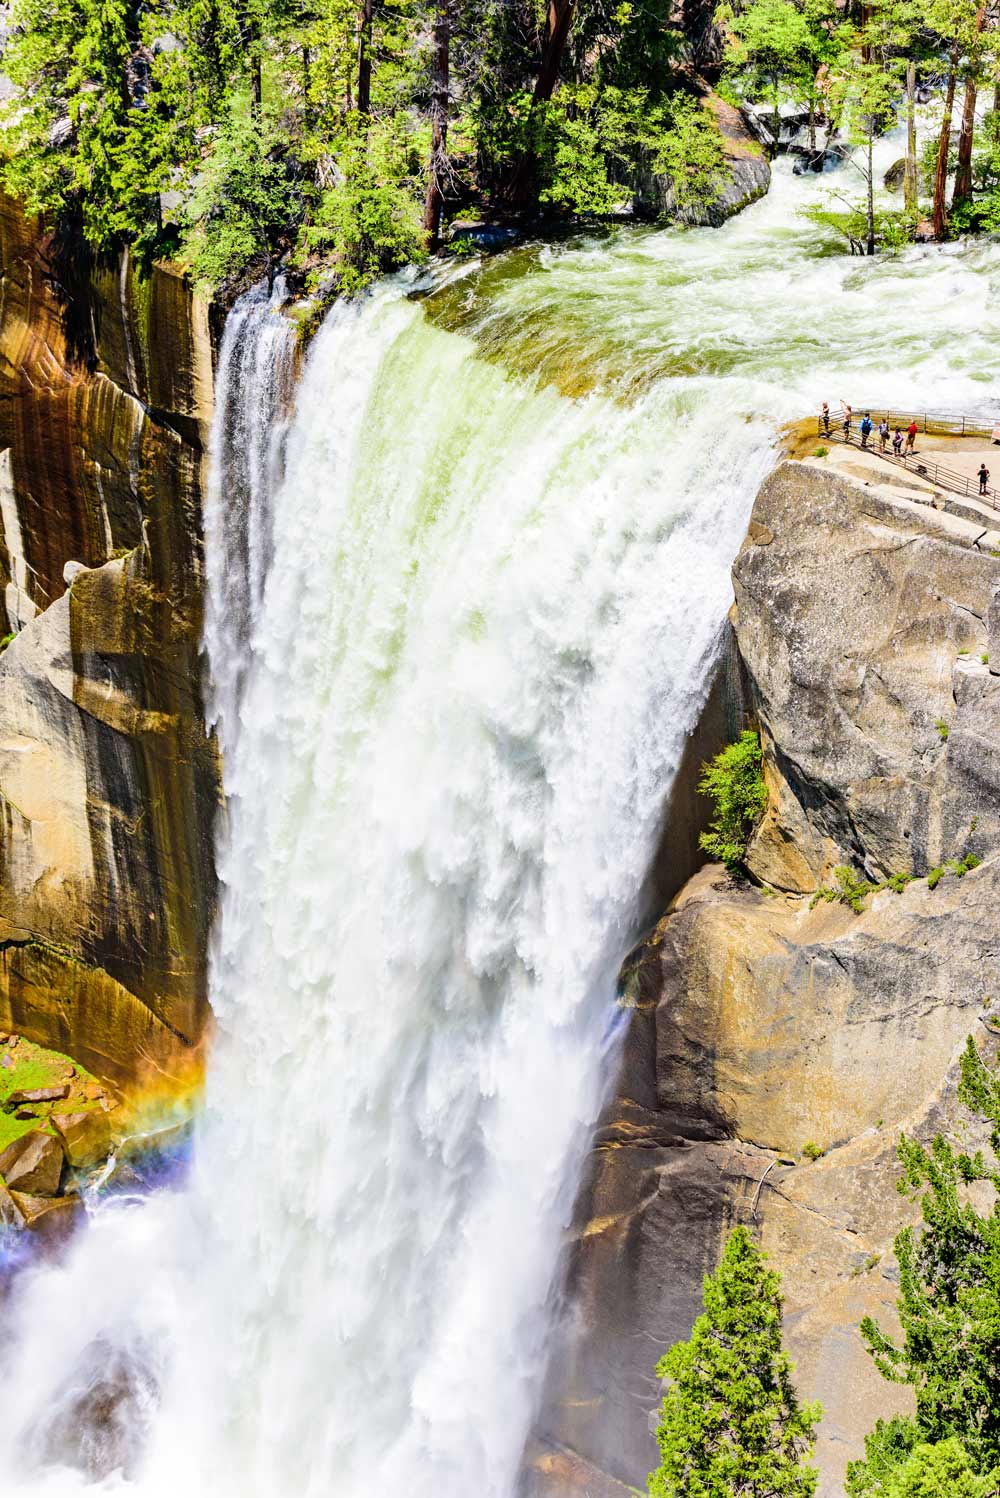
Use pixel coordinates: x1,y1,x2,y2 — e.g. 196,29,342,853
536,457,1000,1498
0,1030,116,1252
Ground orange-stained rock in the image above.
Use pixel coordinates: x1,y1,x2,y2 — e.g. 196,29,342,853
0,192,221,1088
51,1108,112,1169
8,1189,86,1245
0,1129,65,1195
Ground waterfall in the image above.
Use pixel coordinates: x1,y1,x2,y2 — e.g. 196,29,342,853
155,279,775,1498
2,151,999,1498
205,276,298,743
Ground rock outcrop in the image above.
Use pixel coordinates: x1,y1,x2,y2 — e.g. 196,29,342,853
634,88,771,227
536,459,1000,1498
0,194,220,1087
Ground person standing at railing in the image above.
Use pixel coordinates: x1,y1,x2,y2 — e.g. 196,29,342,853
821,402,831,436
893,427,903,456
980,464,990,496
842,404,852,439
905,419,918,454
878,419,890,452
860,413,873,449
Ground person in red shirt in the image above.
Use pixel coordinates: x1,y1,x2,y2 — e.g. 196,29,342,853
905,420,918,454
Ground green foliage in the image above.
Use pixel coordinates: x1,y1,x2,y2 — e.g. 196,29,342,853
483,83,726,220
832,865,874,913
648,1225,820,1498
927,851,980,890
719,0,848,126
935,719,950,742
0,632,15,652
182,106,305,291
809,864,875,913
850,1038,1000,1492
644,92,729,216
697,730,768,873
801,204,918,255
848,1417,920,1497
885,1439,1000,1497
298,118,427,293
814,446,829,458
802,1141,824,1161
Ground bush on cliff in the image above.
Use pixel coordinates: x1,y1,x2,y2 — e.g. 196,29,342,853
847,1037,1000,1495
698,730,768,873
648,1225,821,1498
885,1438,1000,1497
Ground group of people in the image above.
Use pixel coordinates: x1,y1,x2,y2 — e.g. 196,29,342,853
821,402,918,455
819,402,992,496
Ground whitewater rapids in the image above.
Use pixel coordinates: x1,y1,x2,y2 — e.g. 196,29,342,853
2,144,1000,1498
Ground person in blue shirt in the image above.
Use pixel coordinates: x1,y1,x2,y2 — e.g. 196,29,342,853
860,412,873,449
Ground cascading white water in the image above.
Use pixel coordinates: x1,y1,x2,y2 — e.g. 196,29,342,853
3,145,1000,1498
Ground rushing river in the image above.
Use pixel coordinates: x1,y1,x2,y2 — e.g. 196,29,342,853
3,144,1000,1498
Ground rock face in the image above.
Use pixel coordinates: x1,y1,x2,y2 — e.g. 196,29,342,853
0,194,219,1086
735,460,1000,889
536,460,1000,1498
634,88,771,227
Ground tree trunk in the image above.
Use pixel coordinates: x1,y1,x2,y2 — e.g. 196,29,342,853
808,101,816,154
532,0,577,108
356,0,374,115
251,55,262,113
932,41,961,239
953,7,987,210
904,59,917,215
505,0,577,206
422,0,450,251
866,131,875,254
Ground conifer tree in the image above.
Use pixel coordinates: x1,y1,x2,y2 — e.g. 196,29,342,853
848,1038,1000,1495
648,1225,821,1498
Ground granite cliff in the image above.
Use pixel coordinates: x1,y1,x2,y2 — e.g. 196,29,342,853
537,457,1000,1498
0,194,220,1089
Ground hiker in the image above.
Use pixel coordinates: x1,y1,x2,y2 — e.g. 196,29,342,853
878,418,890,452
905,419,918,454
980,463,990,496
860,412,873,449
821,402,831,436
892,427,903,456
842,403,852,439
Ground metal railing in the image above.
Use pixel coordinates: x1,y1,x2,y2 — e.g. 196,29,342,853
831,405,997,439
816,408,1000,510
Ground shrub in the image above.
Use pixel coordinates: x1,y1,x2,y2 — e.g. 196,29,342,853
928,851,981,890
698,730,768,873
802,1142,825,1162
883,1440,1000,1497
813,446,829,458
935,719,950,742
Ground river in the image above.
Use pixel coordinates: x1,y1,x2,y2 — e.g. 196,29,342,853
2,144,1000,1498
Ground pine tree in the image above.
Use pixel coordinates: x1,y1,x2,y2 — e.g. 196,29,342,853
848,1038,1000,1494
648,1225,821,1498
